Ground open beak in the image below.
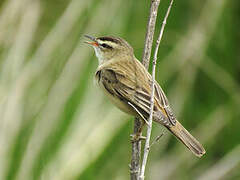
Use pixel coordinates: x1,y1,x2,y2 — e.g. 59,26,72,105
84,35,99,47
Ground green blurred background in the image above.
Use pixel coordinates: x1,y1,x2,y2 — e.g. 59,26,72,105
0,0,239,179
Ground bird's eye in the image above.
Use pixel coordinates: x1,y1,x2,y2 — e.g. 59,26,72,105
100,43,112,49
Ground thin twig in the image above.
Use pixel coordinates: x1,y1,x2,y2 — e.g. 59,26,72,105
139,0,174,179
149,133,164,149
130,1,160,180
128,102,149,126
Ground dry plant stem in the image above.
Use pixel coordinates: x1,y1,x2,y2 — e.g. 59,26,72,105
130,117,142,180
128,102,149,126
142,0,161,69
130,1,160,180
139,0,174,179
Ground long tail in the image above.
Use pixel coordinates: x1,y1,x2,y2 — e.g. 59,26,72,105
167,120,206,157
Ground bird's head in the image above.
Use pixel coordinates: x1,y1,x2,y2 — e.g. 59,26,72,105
84,35,134,64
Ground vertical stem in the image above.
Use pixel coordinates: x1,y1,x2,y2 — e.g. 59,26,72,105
142,0,161,69
139,0,174,179
130,118,142,180
130,0,160,180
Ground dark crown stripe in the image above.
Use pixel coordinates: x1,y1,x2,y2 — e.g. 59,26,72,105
98,37,120,44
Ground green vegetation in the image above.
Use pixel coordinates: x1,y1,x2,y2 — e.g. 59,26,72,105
0,0,239,179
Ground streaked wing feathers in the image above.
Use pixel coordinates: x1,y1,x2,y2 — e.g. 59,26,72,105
97,58,176,126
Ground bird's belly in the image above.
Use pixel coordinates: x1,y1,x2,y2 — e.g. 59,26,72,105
98,82,136,116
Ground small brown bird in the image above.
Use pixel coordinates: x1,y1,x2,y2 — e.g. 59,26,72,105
85,35,206,157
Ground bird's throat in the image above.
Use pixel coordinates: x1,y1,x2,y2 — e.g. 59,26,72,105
93,47,105,65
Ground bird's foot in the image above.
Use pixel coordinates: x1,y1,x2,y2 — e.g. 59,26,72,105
130,133,146,142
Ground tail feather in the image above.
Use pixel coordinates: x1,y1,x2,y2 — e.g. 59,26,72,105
168,120,206,157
